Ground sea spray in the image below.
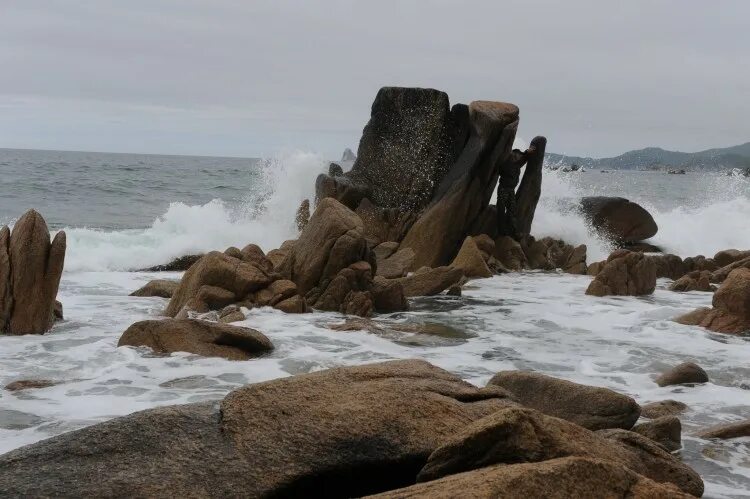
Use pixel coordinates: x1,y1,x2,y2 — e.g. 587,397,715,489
61,151,327,272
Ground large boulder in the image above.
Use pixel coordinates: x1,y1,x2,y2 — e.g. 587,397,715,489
0,360,513,497
367,457,693,499
400,101,520,269
165,251,272,317
118,319,273,360
675,268,750,334
586,250,656,297
1,210,66,335
347,87,458,211
488,371,640,431
415,407,702,496
580,196,658,243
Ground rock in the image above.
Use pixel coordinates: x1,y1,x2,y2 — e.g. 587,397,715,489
641,400,688,419
514,136,547,236
0,360,515,497
367,457,693,499
377,248,415,279
355,198,416,246
254,279,298,307
341,148,356,162
239,244,273,273
648,254,687,280
675,268,750,334
492,236,526,271
165,251,271,317
347,87,458,212
655,362,709,387
129,279,180,298
142,254,203,272
396,266,464,297
373,241,399,262
311,261,374,316
118,318,273,361
580,196,658,242
1,210,66,335
585,250,656,297
563,244,588,275
273,295,309,314
520,236,552,270
670,271,715,292
295,199,310,232
218,310,246,323
400,101,520,269
713,249,750,268
449,237,492,278
587,260,605,276
224,246,243,260
371,276,409,313
315,172,371,211
266,240,295,270
472,234,495,256
488,370,640,431
633,416,682,452
711,255,750,283
446,285,462,296
622,241,663,253
696,420,750,440
279,198,371,296
5,379,58,391
329,162,344,176
416,407,701,496
683,255,718,274
52,300,63,321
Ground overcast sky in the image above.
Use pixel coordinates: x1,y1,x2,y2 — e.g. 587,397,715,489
1,1,748,158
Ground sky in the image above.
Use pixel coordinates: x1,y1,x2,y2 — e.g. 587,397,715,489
1,1,748,158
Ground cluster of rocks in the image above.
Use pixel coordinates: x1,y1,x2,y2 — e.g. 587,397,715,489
1,210,65,335
0,359,706,498
675,268,750,334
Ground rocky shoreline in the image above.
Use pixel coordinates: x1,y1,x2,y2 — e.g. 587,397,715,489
2,87,749,497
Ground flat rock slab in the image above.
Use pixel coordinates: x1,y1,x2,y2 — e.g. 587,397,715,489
118,318,273,361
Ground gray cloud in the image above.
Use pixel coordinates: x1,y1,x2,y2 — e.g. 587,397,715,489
1,0,748,157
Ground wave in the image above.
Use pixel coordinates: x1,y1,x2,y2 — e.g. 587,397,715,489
62,152,326,272
532,168,750,262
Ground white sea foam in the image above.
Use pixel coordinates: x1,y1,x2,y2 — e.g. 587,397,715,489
61,152,326,271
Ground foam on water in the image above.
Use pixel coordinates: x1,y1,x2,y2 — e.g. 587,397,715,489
61,151,326,271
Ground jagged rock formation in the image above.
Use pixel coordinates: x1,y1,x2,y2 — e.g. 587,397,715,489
0,210,66,335
311,87,545,269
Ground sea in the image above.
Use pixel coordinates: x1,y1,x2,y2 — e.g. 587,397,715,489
1,146,750,497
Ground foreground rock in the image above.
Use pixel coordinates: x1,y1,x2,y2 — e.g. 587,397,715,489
415,407,701,496
1,210,66,335
0,360,513,497
675,268,750,334
586,250,656,297
580,196,658,243
368,457,692,499
118,319,273,360
130,279,180,298
488,371,640,430
655,362,709,387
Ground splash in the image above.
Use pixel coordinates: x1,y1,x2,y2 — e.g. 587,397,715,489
62,152,327,272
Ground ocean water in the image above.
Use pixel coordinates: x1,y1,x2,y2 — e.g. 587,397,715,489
1,147,750,497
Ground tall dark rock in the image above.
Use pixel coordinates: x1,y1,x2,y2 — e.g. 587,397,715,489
515,136,548,236
400,101,519,269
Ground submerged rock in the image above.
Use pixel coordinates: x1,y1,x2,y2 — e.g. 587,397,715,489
655,362,709,387
696,420,750,440
5,379,59,392
488,370,641,431
0,360,513,497
118,318,273,361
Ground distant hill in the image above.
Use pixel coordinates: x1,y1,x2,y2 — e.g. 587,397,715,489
546,142,750,171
